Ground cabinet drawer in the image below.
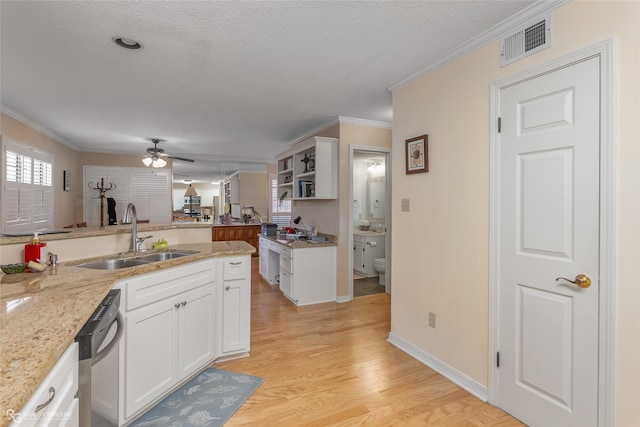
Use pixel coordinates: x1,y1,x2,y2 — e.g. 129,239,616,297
122,259,216,311
223,256,250,281
15,343,78,427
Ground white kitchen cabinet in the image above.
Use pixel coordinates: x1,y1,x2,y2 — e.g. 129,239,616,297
12,343,79,427
118,259,217,420
219,256,251,358
278,246,292,299
259,237,280,285
276,136,338,200
353,233,385,277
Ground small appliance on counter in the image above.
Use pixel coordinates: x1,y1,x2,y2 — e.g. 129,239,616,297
261,223,278,236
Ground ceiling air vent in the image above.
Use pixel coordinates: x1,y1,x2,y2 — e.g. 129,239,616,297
500,16,550,67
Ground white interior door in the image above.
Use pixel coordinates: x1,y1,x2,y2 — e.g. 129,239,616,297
497,57,600,426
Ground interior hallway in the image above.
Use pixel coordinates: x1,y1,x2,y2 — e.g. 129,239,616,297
214,259,524,426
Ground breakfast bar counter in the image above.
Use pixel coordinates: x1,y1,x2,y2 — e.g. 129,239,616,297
0,241,255,426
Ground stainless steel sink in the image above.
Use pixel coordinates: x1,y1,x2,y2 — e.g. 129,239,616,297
76,251,198,270
77,258,149,270
134,251,195,263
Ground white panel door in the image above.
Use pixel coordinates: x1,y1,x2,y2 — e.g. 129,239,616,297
498,57,600,426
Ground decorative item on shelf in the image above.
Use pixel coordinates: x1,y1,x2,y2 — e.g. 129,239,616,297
301,153,312,173
360,220,370,231
184,184,198,217
88,178,116,227
282,158,288,170
284,175,292,183
406,134,429,174
308,154,315,172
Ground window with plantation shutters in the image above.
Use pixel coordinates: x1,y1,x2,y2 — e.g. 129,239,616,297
2,137,54,233
83,166,171,226
270,175,290,226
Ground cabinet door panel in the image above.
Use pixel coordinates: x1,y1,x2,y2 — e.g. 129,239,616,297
125,301,178,418
354,241,365,274
178,285,216,378
227,228,241,240
212,227,228,241
222,280,250,354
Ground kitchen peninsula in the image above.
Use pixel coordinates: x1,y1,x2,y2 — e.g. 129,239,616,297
0,225,255,426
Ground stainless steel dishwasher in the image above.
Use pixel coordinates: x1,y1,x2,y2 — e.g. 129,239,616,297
75,289,123,426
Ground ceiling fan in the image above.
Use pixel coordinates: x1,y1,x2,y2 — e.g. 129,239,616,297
142,138,195,168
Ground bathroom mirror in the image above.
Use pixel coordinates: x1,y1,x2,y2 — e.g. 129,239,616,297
367,177,386,222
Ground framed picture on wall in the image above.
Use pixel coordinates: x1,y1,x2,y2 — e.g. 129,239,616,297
405,134,428,174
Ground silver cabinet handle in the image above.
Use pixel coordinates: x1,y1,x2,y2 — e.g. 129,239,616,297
181,301,187,306
174,303,181,309
229,261,242,265
35,386,56,412
225,286,230,291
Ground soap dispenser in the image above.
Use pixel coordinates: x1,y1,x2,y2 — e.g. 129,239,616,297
24,232,47,263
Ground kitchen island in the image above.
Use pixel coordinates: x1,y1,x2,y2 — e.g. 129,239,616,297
0,241,255,426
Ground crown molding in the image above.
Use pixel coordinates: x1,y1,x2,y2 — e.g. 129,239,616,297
289,118,340,146
338,116,392,129
1,104,79,150
289,115,392,146
388,0,569,92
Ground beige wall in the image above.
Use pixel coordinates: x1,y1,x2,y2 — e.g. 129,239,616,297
238,171,269,219
337,123,392,297
391,1,639,425
289,122,391,298
1,113,83,228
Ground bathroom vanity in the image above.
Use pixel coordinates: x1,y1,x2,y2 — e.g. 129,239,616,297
353,231,385,277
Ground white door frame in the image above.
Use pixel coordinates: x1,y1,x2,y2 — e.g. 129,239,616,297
488,39,616,426
348,145,392,301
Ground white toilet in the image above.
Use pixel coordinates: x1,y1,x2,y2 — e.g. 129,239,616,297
373,258,386,285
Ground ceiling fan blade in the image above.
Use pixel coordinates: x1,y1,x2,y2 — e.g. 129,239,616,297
169,155,195,163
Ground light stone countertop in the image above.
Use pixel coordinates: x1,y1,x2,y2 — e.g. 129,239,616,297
259,234,337,249
0,223,213,246
0,241,255,426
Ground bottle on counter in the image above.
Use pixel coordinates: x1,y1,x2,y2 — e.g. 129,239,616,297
24,232,47,263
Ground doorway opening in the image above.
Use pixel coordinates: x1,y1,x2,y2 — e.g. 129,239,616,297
349,147,391,299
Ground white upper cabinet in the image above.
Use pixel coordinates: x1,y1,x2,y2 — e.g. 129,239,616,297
276,136,337,200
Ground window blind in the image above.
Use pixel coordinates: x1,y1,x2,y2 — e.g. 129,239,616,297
2,137,54,233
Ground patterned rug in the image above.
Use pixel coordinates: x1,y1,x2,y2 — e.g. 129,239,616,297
130,368,263,426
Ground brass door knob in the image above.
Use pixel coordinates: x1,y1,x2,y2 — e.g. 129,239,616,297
555,274,592,288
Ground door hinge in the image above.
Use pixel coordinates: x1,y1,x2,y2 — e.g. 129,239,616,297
496,351,500,368
498,117,502,133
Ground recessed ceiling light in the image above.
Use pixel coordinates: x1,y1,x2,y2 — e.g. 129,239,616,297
113,37,142,50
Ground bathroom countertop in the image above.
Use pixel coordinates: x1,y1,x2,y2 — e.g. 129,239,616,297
0,241,255,426
353,230,386,237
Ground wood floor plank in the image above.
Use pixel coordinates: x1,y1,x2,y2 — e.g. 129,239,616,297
214,260,524,426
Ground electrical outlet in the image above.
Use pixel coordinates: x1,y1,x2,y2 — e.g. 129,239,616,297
429,312,436,329
401,198,411,212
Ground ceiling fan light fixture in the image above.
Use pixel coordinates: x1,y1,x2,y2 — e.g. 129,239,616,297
142,157,153,167
152,157,167,168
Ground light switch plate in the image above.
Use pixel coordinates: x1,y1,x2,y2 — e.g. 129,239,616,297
401,198,410,212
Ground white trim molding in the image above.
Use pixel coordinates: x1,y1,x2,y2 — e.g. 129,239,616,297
388,332,488,402
389,0,568,92
1,104,79,150
488,38,616,427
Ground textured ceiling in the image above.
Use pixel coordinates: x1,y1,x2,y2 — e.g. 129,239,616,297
1,1,536,182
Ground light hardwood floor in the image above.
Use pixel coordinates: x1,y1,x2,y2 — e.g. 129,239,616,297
214,260,525,426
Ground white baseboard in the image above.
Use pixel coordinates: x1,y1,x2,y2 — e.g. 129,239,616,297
387,332,488,402
336,295,351,303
